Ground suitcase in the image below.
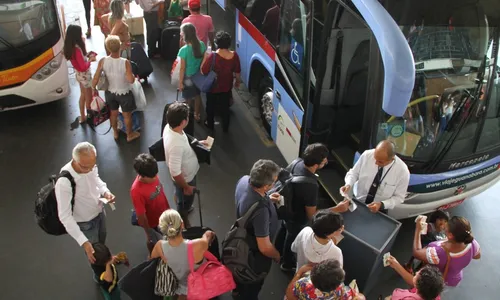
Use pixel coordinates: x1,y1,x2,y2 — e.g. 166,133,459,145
160,21,181,60
181,190,221,260
160,90,195,137
130,42,153,81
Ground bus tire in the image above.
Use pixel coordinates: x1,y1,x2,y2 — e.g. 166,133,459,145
258,76,273,135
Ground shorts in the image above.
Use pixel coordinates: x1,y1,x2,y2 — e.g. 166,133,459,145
105,90,136,112
182,77,201,100
75,69,92,88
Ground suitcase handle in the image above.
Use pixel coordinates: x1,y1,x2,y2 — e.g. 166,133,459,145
194,189,202,226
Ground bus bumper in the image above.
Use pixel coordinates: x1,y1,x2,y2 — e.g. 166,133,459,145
389,174,500,220
0,63,70,111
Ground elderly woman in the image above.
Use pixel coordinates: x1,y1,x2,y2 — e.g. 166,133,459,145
92,35,140,142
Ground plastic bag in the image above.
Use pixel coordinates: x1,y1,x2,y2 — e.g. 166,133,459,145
171,56,181,87
131,79,147,111
90,92,106,111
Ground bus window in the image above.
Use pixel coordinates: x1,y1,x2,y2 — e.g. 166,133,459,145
234,0,280,46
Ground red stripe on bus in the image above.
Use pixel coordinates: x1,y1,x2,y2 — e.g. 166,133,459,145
238,11,275,61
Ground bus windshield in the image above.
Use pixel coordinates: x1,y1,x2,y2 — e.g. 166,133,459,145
375,0,498,162
0,0,58,51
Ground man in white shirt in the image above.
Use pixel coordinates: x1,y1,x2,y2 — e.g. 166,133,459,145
340,140,410,213
55,142,116,264
163,102,203,226
135,0,164,58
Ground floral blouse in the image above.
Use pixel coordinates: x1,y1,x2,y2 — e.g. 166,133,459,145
292,274,356,300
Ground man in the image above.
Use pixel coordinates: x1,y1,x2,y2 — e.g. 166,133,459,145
131,153,170,253
234,159,282,299
276,143,350,272
181,0,215,47
55,142,116,264
340,140,410,213
135,0,164,58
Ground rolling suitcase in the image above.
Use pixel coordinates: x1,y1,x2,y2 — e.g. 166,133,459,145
130,42,153,82
160,20,181,60
182,190,221,260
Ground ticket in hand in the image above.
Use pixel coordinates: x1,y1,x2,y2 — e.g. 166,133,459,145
205,136,214,149
339,188,352,201
99,197,116,211
383,252,391,267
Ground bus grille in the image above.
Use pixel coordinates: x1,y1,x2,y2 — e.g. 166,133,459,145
0,95,36,110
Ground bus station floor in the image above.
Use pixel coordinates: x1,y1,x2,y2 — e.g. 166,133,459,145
0,1,498,299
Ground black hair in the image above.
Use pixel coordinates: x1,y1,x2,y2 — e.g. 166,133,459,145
181,23,203,58
311,210,343,239
310,259,345,292
133,153,159,178
302,143,329,167
448,216,474,244
92,242,112,266
416,265,444,300
215,31,232,49
167,102,190,128
64,24,87,60
428,210,450,224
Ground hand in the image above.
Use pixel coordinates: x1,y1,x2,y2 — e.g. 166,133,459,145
269,192,280,204
199,140,209,147
387,255,400,269
340,185,351,195
83,242,96,263
416,216,425,232
234,79,240,89
272,254,281,264
89,55,97,62
204,230,215,243
296,263,314,277
178,82,184,91
334,199,350,213
183,185,195,196
367,202,382,213
103,191,116,203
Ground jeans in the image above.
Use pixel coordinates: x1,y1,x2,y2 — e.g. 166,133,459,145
78,211,107,245
206,91,231,132
174,177,196,212
82,0,91,29
275,221,304,268
144,11,160,56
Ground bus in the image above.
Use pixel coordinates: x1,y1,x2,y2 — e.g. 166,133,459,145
0,0,69,111
224,0,500,219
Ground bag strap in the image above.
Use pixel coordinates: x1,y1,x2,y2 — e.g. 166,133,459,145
58,171,76,213
236,201,262,229
210,52,217,72
440,244,452,280
187,240,195,272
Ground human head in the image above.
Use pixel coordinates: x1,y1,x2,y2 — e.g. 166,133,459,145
105,35,121,54
303,143,329,170
180,23,203,58
311,210,344,239
133,153,159,179
214,31,232,49
446,216,474,244
374,140,396,167
249,159,280,192
63,24,86,60
92,242,112,266
159,209,184,238
414,265,444,300
167,102,190,129
188,0,201,13
428,210,450,233
310,259,345,293
72,142,97,174
110,0,125,20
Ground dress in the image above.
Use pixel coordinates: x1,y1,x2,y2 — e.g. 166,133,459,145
291,272,355,300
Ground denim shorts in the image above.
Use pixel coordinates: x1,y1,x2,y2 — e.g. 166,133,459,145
182,77,200,100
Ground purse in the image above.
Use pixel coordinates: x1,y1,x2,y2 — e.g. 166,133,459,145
154,258,179,297
191,53,217,93
87,92,111,132
96,59,109,91
186,241,236,300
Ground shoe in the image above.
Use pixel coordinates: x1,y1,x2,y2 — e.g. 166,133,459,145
280,263,296,273
86,29,91,38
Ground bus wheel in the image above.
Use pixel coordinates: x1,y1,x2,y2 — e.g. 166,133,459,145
258,77,273,135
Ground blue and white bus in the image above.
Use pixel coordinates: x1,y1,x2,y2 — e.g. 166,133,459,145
222,0,500,219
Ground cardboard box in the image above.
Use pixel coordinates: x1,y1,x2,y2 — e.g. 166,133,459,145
125,16,144,36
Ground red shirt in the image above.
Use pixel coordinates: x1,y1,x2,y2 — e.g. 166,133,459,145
201,52,241,93
130,176,170,228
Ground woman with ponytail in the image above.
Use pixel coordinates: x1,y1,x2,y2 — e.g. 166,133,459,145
412,215,481,287
150,209,215,299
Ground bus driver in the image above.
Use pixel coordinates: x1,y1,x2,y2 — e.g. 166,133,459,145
340,140,410,213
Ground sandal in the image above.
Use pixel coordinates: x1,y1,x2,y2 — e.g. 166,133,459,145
127,131,141,142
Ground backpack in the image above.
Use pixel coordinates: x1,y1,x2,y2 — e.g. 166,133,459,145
35,171,76,235
269,159,317,221
221,201,268,284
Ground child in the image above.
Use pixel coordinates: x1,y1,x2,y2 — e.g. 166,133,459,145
422,210,449,246
63,24,96,123
91,243,127,300
168,0,184,20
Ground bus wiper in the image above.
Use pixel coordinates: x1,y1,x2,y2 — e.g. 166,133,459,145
0,35,23,53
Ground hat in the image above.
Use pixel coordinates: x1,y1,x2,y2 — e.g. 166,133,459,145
188,0,201,9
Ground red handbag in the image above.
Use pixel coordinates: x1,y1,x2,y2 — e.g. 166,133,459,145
186,240,236,300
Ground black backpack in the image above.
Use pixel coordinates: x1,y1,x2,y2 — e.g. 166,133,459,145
35,171,76,236
270,159,317,220
221,201,268,284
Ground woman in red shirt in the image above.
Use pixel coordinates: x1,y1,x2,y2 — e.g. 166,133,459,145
200,31,241,133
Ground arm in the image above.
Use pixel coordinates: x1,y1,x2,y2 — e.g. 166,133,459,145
473,240,481,259
101,263,114,282
73,48,91,72
91,58,106,89
94,166,110,195
412,217,430,263
387,256,415,287
167,146,192,189
381,167,410,210
125,60,135,83
131,189,153,239
253,208,280,261
55,178,88,246
151,241,168,263
344,152,365,188
200,53,211,75
286,264,314,300
256,236,280,260
179,58,186,90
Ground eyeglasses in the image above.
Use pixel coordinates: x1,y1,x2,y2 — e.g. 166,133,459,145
77,161,96,172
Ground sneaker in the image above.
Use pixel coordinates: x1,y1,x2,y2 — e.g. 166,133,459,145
280,263,296,273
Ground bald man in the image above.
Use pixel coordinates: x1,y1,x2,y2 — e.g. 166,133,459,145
340,140,410,213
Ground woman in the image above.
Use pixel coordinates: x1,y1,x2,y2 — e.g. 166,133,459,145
92,35,140,142
82,0,92,37
387,256,444,300
412,216,481,287
151,209,215,299
285,259,365,300
94,0,111,36
63,24,97,123
178,23,206,122
102,0,131,58
200,31,241,133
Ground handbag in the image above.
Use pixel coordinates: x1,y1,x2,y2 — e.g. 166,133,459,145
154,259,179,297
118,258,163,300
186,241,236,300
191,53,217,93
87,92,111,134
96,60,109,91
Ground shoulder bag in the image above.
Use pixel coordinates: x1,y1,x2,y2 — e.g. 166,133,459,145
191,53,217,93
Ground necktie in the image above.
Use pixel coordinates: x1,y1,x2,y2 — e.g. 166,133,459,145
365,167,384,204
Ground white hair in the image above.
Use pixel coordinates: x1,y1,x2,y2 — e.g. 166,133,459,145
72,142,97,162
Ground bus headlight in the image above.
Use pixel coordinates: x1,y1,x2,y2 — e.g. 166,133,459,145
31,52,64,81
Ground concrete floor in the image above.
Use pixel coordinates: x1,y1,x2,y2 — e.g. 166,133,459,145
0,1,499,299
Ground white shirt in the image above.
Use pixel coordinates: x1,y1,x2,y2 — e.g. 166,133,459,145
102,57,131,95
291,226,343,270
135,0,159,12
163,125,200,182
55,162,110,246
344,149,410,210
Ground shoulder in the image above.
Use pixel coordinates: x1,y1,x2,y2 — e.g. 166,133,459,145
426,243,445,264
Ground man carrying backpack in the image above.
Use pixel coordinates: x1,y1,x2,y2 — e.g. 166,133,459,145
275,143,350,273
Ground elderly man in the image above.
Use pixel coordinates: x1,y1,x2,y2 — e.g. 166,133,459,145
55,142,115,264
340,140,410,213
